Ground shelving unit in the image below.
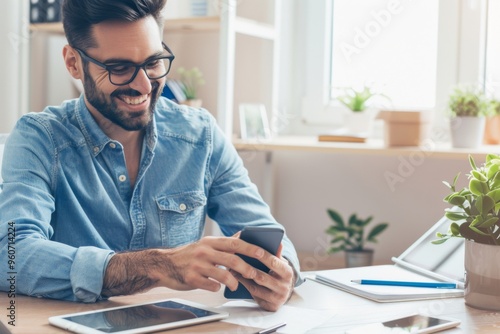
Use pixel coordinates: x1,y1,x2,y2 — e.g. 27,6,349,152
29,0,281,137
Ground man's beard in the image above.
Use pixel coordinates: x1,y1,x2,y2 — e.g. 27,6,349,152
83,68,163,131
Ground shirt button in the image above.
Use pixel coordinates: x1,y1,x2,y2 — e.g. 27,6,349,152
109,142,116,149
118,175,127,182
179,203,187,211
93,146,99,153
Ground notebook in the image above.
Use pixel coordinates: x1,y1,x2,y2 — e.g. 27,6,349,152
308,213,465,302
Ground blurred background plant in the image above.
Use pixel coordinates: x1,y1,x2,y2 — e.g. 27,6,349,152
177,67,205,100
334,86,390,112
448,85,489,117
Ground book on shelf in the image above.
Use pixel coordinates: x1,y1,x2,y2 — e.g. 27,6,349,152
317,133,367,143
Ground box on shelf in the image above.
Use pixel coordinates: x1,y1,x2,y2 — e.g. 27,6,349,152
376,110,432,147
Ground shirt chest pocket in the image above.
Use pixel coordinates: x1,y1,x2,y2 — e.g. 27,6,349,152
156,191,207,247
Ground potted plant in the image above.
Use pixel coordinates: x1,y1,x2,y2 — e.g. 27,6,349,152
177,67,205,108
448,85,488,148
325,209,389,268
433,154,500,310
335,86,389,135
484,98,500,145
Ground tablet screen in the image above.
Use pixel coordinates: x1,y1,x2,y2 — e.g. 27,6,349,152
398,215,465,282
58,300,222,333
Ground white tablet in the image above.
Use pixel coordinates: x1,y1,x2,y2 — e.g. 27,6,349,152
48,298,229,334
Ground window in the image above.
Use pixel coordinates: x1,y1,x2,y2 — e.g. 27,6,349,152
298,0,485,128
330,0,438,109
484,0,500,97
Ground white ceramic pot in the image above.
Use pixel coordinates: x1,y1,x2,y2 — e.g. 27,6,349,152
344,109,375,135
464,239,500,311
450,117,485,148
345,249,374,268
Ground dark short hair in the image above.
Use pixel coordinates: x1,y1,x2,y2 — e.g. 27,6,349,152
62,0,167,49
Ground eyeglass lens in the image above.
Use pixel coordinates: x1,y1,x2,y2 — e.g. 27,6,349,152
108,58,172,85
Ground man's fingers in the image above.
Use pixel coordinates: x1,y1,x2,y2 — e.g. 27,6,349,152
234,274,282,312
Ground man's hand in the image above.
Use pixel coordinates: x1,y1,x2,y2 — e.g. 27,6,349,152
231,244,296,312
102,236,267,298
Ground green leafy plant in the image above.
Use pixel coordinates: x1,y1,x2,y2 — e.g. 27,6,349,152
487,98,500,116
177,67,205,100
335,86,389,112
448,85,489,117
325,209,389,253
433,154,500,245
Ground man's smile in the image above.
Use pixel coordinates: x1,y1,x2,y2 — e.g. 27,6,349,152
118,94,149,105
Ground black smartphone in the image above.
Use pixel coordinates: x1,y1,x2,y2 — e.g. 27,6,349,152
224,226,284,299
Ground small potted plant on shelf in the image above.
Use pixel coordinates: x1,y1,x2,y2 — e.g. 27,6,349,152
448,84,489,148
177,67,205,108
433,154,500,311
325,209,389,268
334,86,389,135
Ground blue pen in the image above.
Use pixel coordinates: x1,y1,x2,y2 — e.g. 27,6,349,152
351,279,458,289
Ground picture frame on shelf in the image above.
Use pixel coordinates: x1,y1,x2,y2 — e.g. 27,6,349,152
239,104,272,140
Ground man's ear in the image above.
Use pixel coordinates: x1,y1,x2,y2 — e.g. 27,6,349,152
63,45,82,80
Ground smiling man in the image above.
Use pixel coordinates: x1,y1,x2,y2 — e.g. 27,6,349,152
0,0,301,312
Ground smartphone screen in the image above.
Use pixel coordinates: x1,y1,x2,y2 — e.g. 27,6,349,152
346,314,461,334
384,314,451,329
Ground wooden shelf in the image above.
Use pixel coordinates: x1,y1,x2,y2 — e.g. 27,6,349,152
29,16,276,39
29,22,64,34
232,135,500,160
164,16,220,31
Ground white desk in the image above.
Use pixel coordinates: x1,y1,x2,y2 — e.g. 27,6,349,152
3,272,500,333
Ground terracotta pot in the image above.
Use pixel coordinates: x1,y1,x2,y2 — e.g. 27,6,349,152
464,239,500,311
483,115,500,145
345,249,374,268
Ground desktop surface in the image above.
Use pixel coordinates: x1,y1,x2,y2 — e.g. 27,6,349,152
3,272,500,333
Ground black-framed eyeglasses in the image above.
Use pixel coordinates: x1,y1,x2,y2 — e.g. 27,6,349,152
74,42,175,86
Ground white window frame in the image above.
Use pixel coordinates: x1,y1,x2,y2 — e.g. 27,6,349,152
299,0,488,127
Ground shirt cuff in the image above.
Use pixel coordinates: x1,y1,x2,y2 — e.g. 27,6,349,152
283,255,304,287
70,246,115,302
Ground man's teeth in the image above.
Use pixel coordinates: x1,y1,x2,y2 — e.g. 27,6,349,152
122,95,147,105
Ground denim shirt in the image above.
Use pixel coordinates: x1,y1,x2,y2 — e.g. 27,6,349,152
0,96,301,302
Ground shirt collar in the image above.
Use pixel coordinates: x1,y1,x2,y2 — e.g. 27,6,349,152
74,95,158,156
